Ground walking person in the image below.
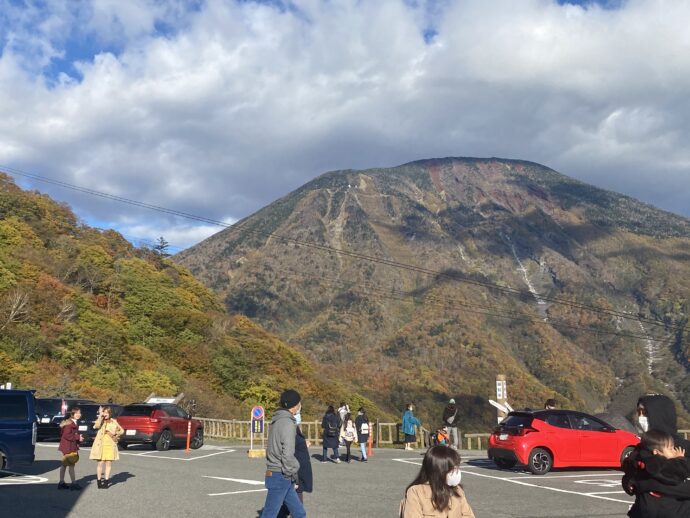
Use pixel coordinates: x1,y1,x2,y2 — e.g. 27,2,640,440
403,403,421,451
277,412,313,518
400,445,475,517
340,412,358,463
355,408,370,462
321,405,341,463
89,405,123,489
442,399,460,450
57,406,82,490
260,389,306,518
337,402,349,447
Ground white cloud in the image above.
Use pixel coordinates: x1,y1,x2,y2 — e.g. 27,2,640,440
1,0,690,251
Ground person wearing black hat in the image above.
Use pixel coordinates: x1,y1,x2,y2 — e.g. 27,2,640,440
260,389,306,518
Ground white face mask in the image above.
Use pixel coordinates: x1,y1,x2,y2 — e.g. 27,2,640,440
294,413,302,425
637,416,649,433
446,468,462,487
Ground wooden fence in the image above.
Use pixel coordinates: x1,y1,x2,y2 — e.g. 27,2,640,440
198,418,429,449
197,418,690,451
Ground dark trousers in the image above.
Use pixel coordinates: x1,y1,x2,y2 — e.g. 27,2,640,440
344,440,352,462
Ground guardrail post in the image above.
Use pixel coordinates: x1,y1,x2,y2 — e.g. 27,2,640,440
375,419,380,449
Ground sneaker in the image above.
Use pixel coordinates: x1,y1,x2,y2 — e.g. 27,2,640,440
334,458,341,464
361,458,368,462
69,483,82,491
57,482,69,490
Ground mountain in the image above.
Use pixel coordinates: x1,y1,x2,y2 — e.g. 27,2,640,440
177,157,690,428
0,173,389,420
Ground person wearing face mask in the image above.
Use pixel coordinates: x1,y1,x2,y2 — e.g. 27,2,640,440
261,389,306,518
399,445,475,517
635,395,690,457
277,410,313,518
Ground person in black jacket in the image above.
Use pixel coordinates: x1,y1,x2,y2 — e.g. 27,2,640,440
622,430,690,518
321,406,341,463
635,395,690,457
277,422,313,518
355,408,370,462
442,399,460,450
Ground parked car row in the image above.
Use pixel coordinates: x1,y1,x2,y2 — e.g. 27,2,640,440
1,391,204,470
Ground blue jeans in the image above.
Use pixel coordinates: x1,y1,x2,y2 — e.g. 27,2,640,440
359,442,367,460
322,446,339,461
260,472,306,518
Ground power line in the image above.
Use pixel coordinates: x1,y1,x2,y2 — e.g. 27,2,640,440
2,164,687,335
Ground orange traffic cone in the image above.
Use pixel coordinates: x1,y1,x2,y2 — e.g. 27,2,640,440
367,430,373,458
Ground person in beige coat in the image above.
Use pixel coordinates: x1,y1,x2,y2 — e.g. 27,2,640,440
89,406,124,489
400,445,475,518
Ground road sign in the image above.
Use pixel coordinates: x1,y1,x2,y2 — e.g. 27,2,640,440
250,405,266,453
252,406,265,420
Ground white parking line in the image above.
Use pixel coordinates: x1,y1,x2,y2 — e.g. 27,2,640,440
504,473,619,480
0,471,49,486
392,459,631,505
461,470,631,504
587,491,628,495
118,449,235,461
203,476,264,485
209,488,267,497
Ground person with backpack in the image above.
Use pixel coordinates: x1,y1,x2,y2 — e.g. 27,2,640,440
442,398,460,450
322,405,341,463
340,412,358,463
355,408,370,462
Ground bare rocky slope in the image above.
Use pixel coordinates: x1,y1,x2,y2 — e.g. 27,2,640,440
177,157,690,428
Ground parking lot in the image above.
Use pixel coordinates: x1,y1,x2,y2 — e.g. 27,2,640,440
0,442,633,517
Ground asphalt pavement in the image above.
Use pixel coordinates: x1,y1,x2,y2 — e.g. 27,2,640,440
0,441,633,517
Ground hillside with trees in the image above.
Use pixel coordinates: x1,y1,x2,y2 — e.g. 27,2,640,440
0,173,387,420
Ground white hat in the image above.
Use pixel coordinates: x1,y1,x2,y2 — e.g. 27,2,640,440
449,398,455,404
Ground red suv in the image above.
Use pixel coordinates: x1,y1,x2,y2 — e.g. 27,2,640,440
488,410,639,475
117,404,204,451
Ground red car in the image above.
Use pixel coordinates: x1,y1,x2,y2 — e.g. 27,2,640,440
488,410,639,475
117,403,204,451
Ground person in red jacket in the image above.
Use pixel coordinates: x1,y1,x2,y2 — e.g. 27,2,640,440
58,406,82,490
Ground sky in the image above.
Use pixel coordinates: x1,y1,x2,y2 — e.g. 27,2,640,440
1,0,689,251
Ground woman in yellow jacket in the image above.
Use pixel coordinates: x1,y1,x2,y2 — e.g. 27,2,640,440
400,445,475,518
89,406,124,489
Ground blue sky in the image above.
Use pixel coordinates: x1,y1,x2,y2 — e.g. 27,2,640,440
1,0,689,250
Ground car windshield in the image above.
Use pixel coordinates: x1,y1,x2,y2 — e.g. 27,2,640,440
35,399,62,416
78,405,102,421
501,414,533,427
120,405,154,416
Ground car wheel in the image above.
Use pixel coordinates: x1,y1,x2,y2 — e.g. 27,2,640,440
156,430,172,451
190,429,204,450
620,446,635,466
118,443,128,450
494,458,517,469
528,448,552,475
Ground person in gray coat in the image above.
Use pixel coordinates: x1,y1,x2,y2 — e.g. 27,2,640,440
260,390,306,518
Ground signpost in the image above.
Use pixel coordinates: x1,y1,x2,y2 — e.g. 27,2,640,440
495,374,508,424
248,405,266,459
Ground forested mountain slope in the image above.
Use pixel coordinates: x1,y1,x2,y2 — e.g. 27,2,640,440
178,157,690,427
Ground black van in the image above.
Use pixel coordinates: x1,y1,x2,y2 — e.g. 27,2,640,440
0,389,36,469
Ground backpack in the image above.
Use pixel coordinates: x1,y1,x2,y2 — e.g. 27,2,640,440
360,422,369,435
326,417,338,437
